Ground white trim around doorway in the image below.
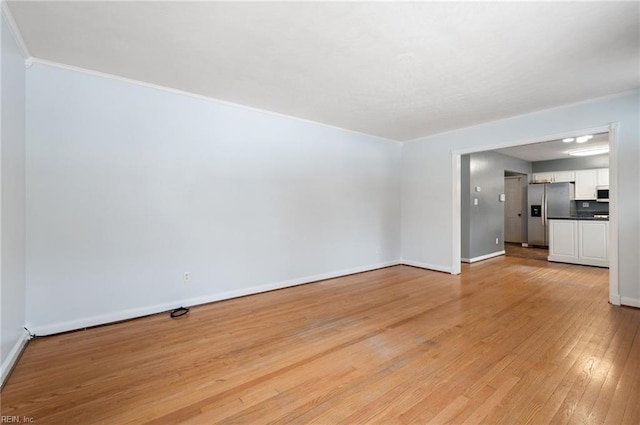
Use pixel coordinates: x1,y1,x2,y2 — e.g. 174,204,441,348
451,123,619,304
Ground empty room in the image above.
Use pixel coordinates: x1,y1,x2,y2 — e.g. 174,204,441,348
1,1,639,424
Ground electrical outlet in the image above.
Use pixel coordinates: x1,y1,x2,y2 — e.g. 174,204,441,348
495,238,499,244
582,202,589,207
183,272,190,283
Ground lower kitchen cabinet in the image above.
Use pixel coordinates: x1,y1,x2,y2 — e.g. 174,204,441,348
548,219,609,267
549,220,578,261
578,221,609,266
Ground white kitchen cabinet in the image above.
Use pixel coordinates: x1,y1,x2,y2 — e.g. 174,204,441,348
553,171,575,182
532,172,554,183
548,219,609,267
532,171,575,183
574,169,598,200
533,168,608,199
578,221,609,267
597,168,609,186
548,220,578,262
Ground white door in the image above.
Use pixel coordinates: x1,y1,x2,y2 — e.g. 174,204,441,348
504,177,523,243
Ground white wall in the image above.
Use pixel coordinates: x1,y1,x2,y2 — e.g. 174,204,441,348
18,52,640,337
402,92,640,304
25,63,402,335
1,10,27,384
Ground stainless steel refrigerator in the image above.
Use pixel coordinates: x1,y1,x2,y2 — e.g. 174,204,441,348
527,182,576,247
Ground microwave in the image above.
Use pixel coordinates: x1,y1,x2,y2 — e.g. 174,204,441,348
596,185,609,202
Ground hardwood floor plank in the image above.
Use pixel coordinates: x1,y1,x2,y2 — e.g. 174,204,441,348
603,310,640,425
469,270,606,423
620,317,640,425
548,307,624,425
426,395,469,425
1,260,637,425
514,298,616,424
583,307,640,425
460,375,521,425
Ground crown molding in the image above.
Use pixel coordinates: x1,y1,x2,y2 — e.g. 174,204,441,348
403,89,640,145
1,1,31,58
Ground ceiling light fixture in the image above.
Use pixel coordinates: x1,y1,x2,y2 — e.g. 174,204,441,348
562,138,575,143
575,135,593,143
568,146,609,156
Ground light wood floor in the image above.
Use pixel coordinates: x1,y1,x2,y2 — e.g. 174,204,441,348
504,242,549,262
2,257,639,424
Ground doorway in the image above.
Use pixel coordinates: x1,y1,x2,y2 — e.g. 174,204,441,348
504,173,526,243
452,123,619,305
503,171,550,261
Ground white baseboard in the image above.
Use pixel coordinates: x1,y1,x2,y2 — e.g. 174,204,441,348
609,293,622,306
28,260,401,336
1,331,30,387
547,256,609,268
461,250,505,264
620,297,640,308
24,258,635,337
400,259,453,274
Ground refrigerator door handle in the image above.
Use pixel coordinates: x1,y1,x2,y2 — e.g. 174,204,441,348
543,191,548,226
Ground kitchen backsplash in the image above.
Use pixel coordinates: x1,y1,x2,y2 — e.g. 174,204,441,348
575,200,609,215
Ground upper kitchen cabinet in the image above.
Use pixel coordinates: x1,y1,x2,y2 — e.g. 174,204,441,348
575,169,598,199
553,171,576,183
575,168,609,200
597,168,609,186
532,172,554,183
532,170,575,183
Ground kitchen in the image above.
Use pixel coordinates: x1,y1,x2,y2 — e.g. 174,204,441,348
530,164,609,267
461,132,610,268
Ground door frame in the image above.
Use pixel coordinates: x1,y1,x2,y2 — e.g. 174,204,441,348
451,123,619,305
504,174,526,244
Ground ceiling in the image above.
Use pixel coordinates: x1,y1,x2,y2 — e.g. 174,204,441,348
6,1,640,141
494,132,609,162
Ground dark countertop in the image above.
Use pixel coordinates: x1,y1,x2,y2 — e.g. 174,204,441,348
548,216,609,221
